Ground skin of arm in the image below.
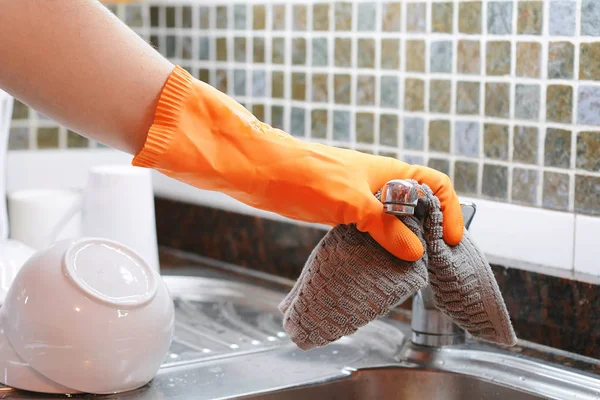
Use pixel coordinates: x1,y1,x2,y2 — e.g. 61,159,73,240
0,0,173,154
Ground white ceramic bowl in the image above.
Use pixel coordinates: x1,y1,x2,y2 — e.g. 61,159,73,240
0,240,35,305
1,238,174,394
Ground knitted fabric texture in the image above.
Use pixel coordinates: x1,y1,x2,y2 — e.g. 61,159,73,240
279,182,517,350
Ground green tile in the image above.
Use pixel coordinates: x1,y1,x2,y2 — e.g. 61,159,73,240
379,114,398,146
485,82,510,118
456,81,480,115
272,37,285,64
543,172,569,211
11,99,28,120
67,130,89,148
576,131,600,171
358,39,375,69
544,128,572,168
513,126,538,165
37,127,59,149
454,161,478,195
548,42,574,79
428,158,450,175
580,42,600,80
575,175,600,215
486,41,512,76
482,164,508,200
512,168,538,205
484,124,509,160
546,85,573,123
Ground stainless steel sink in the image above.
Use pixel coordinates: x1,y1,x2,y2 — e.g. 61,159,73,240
251,368,546,400
1,275,598,400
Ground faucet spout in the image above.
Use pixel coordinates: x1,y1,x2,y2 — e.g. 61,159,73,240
379,179,476,347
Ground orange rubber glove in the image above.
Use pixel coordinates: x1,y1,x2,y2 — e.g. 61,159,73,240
133,66,464,261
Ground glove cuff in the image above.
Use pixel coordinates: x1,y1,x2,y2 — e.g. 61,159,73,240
132,65,192,169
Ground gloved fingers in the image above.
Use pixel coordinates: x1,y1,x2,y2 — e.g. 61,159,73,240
357,196,424,262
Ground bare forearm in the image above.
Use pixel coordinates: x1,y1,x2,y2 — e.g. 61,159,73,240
0,0,174,154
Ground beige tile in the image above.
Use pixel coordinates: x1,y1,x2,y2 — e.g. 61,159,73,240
457,40,480,74
405,78,425,111
459,1,482,34
516,42,541,78
405,40,425,72
486,41,511,76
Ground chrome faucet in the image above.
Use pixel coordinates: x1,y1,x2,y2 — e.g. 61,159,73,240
380,179,477,347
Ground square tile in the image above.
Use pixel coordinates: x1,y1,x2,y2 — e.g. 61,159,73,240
253,37,265,63
456,81,480,115
234,4,247,29
455,121,480,157
432,2,453,33
150,6,160,27
313,3,330,31
335,38,352,67
181,36,194,59
549,1,576,36
578,86,600,125
513,126,539,164
429,120,451,152
234,37,246,62
252,104,264,122
271,71,284,98
271,106,284,130
253,5,266,30
380,76,399,108
543,172,570,211
546,85,573,123
215,69,227,93
380,114,399,146
181,6,192,28
252,70,266,97
8,127,28,150
459,1,482,34
575,176,600,214
199,7,210,29
487,2,513,34
311,109,328,139
11,99,28,120
216,6,227,29
125,5,143,27
356,113,375,143
576,131,600,171
485,83,510,118
515,84,540,121
166,6,176,28
292,38,306,65
335,2,353,31
544,128,572,168
333,111,351,141
357,75,375,106
405,40,425,72
430,80,452,113
291,72,306,101
403,117,425,150
457,40,481,74
454,161,479,195
382,3,402,32
166,35,176,58
67,130,88,149
430,41,453,73
482,164,508,200
484,124,509,160
291,107,305,137
406,3,427,33
428,158,451,175
358,39,375,69
37,127,59,149
272,5,286,30
233,70,246,96
512,168,539,205
293,5,307,30
272,37,285,64
580,43,600,80
357,3,376,31
404,79,424,111
381,39,400,69
518,1,543,35
548,42,575,79
312,73,328,102
334,74,351,104
582,0,600,36
312,38,328,67
198,37,210,60
486,41,511,76
403,155,425,165
516,42,541,78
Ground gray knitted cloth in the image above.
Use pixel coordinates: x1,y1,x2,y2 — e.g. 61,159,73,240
279,183,517,350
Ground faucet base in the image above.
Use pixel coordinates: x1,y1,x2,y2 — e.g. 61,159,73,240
412,331,466,347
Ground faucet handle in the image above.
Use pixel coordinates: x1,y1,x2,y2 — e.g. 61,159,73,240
380,179,422,216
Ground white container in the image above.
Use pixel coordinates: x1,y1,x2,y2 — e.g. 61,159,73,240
0,88,14,242
7,188,81,250
0,237,174,394
51,165,160,272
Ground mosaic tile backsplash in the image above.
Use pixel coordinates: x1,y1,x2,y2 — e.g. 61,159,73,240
8,0,600,216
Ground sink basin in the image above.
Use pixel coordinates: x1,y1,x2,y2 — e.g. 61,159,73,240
252,368,545,400
0,275,598,400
